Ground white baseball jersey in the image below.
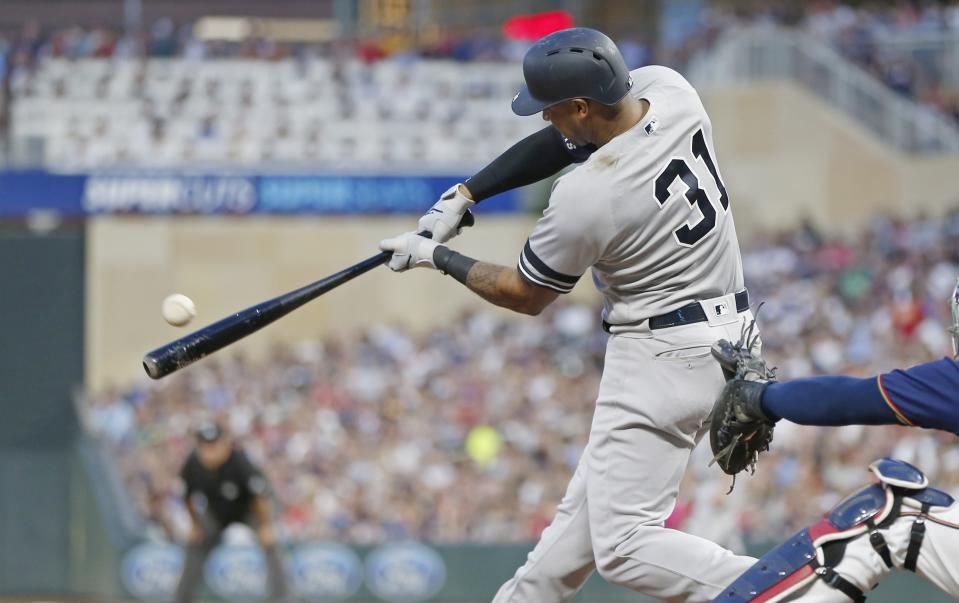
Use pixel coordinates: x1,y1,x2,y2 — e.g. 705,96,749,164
496,66,759,603
517,66,745,330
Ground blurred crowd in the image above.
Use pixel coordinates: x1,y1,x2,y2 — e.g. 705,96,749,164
678,0,959,122
0,18,640,74
0,20,561,81
2,21,546,168
2,3,958,87
0,20,546,168
81,210,959,547
4,3,959,167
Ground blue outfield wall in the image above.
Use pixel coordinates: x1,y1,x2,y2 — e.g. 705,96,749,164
0,170,522,216
111,536,954,603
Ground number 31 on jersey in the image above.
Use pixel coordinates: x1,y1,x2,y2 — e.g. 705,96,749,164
654,129,729,247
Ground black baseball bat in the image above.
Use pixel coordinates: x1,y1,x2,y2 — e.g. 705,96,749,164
142,211,474,379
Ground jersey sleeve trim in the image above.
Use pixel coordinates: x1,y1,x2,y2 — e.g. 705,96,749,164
522,240,580,284
877,374,915,427
517,241,580,293
517,257,573,294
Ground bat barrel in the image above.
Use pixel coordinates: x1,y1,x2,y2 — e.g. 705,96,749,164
142,250,393,379
142,307,276,378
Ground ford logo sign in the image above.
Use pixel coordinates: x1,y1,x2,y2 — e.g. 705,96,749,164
204,546,269,601
365,542,446,603
289,542,363,602
121,543,184,602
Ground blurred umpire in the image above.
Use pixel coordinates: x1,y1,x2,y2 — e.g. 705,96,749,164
173,421,288,603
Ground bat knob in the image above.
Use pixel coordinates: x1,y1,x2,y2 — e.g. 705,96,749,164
142,354,163,379
459,209,475,229
417,210,475,241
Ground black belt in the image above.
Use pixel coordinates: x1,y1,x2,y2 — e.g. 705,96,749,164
602,290,749,333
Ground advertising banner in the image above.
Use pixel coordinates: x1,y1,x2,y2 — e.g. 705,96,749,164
121,541,443,603
0,171,521,216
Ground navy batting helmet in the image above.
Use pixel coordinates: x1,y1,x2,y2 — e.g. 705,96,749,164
511,27,632,116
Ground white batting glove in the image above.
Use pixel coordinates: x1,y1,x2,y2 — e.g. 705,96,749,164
379,232,441,272
417,184,475,244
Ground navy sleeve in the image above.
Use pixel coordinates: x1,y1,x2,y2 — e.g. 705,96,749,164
465,126,596,202
878,358,959,434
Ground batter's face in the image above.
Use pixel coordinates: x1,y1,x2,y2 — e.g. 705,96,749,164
542,99,591,147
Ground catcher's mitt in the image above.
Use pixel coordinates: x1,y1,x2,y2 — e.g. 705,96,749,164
708,318,778,484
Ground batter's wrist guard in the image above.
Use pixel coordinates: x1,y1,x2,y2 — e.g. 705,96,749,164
433,246,477,284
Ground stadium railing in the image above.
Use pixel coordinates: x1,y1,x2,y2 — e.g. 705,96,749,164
688,25,959,155
871,30,959,91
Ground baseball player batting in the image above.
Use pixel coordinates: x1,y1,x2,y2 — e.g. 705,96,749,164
380,28,760,602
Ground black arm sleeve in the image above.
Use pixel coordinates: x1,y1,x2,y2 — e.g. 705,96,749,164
465,126,597,202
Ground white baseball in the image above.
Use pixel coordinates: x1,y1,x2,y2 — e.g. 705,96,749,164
161,293,196,327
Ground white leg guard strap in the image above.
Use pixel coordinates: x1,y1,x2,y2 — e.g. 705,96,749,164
713,459,956,603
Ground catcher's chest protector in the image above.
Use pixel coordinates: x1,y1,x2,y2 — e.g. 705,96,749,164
713,458,955,603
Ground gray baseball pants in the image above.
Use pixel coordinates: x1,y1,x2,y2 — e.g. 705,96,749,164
493,311,758,603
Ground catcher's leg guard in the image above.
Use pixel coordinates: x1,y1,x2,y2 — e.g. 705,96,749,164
713,459,955,603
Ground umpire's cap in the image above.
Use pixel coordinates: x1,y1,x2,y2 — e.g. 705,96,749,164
196,421,224,443
512,27,632,116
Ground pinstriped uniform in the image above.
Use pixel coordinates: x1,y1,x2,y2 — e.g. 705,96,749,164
495,66,759,603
